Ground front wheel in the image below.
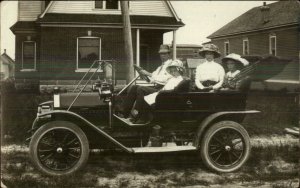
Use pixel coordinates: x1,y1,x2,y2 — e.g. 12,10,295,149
29,121,89,176
200,121,250,173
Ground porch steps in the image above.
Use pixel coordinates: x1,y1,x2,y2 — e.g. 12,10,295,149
132,145,197,153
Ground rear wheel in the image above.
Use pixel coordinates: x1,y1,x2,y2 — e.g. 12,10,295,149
29,121,89,176
200,121,250,173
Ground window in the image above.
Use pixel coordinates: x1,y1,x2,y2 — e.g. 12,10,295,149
95,1,103,9
243,38,249,55
22,41,36,70
224,41,230,55
77,37,101,71
269,34,276,56
106,0,118,9
95,0,120,10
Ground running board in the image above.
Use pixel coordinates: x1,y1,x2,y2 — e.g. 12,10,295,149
113,114,150,126
132,146,197,153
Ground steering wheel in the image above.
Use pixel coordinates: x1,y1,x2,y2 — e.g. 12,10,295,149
133,65,151,82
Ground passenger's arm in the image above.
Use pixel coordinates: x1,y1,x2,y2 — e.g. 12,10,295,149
195,66,205,90
150,68,172,85
212,66,225,90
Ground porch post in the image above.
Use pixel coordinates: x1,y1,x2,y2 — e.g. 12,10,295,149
136,28,140,66
121,1,134,83
172,30,177,60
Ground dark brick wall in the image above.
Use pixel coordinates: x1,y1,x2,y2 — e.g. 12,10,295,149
15,27,164,83
39,27,130,80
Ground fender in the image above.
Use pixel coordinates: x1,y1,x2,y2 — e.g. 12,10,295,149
32,110,134,153
194,110,260,148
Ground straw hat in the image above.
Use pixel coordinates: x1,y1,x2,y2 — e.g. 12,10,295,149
222,53,249,67
158,44,171,54
166,59,184,74
198,44,221,58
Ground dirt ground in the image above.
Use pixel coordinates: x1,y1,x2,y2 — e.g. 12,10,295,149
1,135,299,188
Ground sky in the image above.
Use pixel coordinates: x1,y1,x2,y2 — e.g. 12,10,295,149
0,1,276,59
164,1,276,44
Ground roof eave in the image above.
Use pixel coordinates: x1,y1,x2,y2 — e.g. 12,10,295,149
38,22,183,30
208,22,298,39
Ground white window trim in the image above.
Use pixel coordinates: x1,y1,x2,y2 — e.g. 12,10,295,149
94,0,121,11
269,35,276,56
21,41,36,71
243,38,249,55
224,41,230,55
76,36,102,72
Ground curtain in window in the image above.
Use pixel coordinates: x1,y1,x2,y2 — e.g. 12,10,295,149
23,42,35,69
95,0,103,9
270,37,276,56
78,38,100,69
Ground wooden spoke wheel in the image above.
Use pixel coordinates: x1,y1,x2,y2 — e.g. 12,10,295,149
200,121,250,173
29,121,89,176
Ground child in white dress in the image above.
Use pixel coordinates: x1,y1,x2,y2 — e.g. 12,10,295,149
222,53,249,90
144,60,184,105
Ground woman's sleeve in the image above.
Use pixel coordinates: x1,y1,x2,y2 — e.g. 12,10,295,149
195,66,204,89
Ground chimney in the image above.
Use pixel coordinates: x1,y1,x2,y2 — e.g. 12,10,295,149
260,2,270,23
4,49,6,54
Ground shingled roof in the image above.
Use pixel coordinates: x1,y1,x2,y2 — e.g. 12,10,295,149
208,1,300,39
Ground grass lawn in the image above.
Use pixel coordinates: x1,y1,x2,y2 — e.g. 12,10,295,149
1,135,299,188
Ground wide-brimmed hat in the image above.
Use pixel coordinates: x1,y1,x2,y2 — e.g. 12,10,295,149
222,53,249,67
158,44,171,54
166,59,184,74
198,44,221,58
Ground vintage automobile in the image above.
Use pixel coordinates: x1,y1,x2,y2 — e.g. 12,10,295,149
28,59,262,176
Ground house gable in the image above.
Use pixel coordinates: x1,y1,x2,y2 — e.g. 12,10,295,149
18,1,43,21
46,1,173,17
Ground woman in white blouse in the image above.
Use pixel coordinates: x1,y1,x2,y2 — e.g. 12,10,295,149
195,44,225,91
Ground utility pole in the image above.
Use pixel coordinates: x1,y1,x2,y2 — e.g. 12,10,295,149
121,1,134,83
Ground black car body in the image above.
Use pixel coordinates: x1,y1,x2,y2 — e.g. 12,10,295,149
29,60,260,176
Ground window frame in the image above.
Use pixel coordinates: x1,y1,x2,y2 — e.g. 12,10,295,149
76,36,102,72
269,34,276,56
224,40,230,56
21,41,36,71
243,38,249,55
94,0,121,10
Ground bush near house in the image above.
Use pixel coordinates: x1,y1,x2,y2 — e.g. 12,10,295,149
1,80,52,144
1,80,298,143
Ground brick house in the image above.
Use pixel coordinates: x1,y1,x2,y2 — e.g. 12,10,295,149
207,1,299,91
10,1,184,90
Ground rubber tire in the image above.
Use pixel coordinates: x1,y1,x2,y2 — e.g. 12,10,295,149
200,121,251,173
29,121,89,176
